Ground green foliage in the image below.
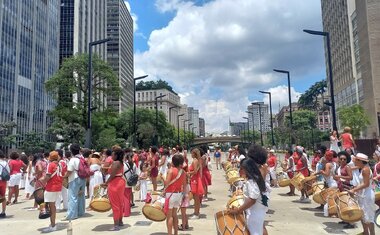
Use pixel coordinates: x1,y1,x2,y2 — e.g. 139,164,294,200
20,132,55,155
45,53,120,148
298,80,327,110
0,122,17,149
136,79,176,94
338,104,370,138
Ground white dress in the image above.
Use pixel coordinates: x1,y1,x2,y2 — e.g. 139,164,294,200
330,136,340,153
89,164,103,199
139,172,148,201
25,165,35,194
357,169,376,224
348,160,360,186
243,179,268,235
159,156,168,178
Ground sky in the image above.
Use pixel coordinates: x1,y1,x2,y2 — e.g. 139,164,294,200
125,0,326,133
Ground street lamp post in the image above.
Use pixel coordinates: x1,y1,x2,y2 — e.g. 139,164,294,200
177,113,184,146
243,117,249,143
154,94,167,146
303,29,337,132
259,91,275,146
252,102,264,146
133,75,148,147
273,69,294,145
85,38,111,148
183,119,190,147
246,111,254,143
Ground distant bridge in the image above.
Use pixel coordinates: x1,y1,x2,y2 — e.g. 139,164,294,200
192,136,250,145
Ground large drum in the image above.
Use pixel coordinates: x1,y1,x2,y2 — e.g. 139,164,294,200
89,186,112,212
226,194,244,209
302,175,317,196
312,182,325,204
334,192,363,223
226,170,240,185
278,172,290,187
222,161,232,172
142,193,166,222
320,188,339,204
327,193,338,216
33,187,45,205
215,210,249,235
290,173,305,191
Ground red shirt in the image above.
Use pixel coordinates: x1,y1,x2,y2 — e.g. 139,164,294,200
133,154,139,168
267,155,277,167
341,133,354,149
45,162,63,192
312,155,320,168
166,168,185,193
105,156,113,165
9,159,23,175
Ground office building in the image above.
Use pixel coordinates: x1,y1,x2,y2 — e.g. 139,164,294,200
247,102,270,133
276,103,300,128
199,118,205,137
135,88,181,127
187,107,200,136
321,0,380,137
0,1,60,145
107,0,134,112
229,121,248,136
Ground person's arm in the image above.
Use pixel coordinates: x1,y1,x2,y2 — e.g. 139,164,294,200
286,158,293,172
319,162,331,177
188,160,198,177
350,167,370,194
164,169,173,186
158,155,166,167
103,162,121,186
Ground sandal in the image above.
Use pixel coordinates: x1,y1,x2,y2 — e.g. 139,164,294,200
178,224,186,231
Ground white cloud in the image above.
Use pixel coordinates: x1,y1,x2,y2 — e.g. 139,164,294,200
262,85,302,114
135,0,324,133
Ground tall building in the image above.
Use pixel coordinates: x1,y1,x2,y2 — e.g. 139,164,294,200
187,107,200,136
60,0,108,108
107,0,134,112
179,104,189,130
321,0,380,137
135,88,181,127
0,0,60,145
247,102,270,133
229,122,248,136
199,118,205,137
276,103,300,128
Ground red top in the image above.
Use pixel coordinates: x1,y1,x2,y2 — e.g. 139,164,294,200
341,133,354,149
296,155,309,177
267,156,277,167
312,155,320,168
45,162,63,192
166,168,185,193
132,154,139,168
9,159,23,175
58,160,68,177
150,154,159,169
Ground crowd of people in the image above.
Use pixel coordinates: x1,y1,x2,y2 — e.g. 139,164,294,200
0,144,214,234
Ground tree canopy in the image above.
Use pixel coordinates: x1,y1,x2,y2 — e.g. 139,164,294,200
136,79,177,94
298,80,327,110
338,104,370,138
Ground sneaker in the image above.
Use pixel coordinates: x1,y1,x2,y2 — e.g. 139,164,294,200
42,225,57,233
0,213,6,218
299,196,305,201
301,198,311,203
189,214,200,220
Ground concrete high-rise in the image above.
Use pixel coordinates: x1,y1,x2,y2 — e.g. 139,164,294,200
199,118,205,137
321,0,380,137
107,0,134,112
0,0,60,145
247,102,270,133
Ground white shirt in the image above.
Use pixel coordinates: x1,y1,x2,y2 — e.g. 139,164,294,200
243,179,268,216
0,159,10,181
67,156,80,183
238,154,246,162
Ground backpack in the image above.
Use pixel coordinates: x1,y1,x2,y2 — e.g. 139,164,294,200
77,157,93,179
0,163,10,181
124,162,138,186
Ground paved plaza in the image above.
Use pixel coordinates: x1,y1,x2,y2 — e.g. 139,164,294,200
0,155,378,235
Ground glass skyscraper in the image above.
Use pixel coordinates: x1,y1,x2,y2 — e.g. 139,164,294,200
0,0,60,146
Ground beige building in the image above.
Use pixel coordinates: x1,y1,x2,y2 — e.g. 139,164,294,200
136,89,181,127
321,0,380,137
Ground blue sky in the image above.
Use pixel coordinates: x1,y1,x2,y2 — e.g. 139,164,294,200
127,0,325,133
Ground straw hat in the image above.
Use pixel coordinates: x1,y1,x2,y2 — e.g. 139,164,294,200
355,153,369,162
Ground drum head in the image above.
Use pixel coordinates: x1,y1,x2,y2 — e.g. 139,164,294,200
375,210,380,228
227,195,244,209
142,205,166,222
33,188,45,205
279,179,290,187
312,193,325,205
340,208,363,223
214,210,249,235
90,198,112,212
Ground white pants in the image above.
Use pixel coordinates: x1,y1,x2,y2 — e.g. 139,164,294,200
55,186,68,210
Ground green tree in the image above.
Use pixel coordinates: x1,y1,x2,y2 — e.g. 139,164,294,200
45,53,120,147
20,132,55,155
338,104,370,138
298,80,327,110
0,121,17,150
136,79,177,94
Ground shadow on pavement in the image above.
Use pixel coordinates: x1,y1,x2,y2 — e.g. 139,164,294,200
38,223,68,233
313,212,326,217
300,207,323,212
267,209,275,214
92,224,130,231
322,222,347,234
278,193,298,197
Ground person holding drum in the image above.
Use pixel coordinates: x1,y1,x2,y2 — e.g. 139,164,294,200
102,148,126,231
334,151,353,192
294,146,310,203
188,148,204,220
149,146,160,192
284,149,296,196
229,158,269,235
349,153,376,235
164,154,186,235
267,150,278,188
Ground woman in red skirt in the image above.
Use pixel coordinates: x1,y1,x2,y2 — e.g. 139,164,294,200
102,148,125,231
188,148,204,219
199,145,211,202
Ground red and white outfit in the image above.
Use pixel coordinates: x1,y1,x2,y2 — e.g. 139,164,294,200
267,155,277,181
166,168,185,209
44,161,65,202
8,159,24,187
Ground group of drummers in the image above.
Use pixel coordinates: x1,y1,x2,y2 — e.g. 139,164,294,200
278,145,379,235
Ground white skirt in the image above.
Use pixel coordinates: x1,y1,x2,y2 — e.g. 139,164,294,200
9,173,22,187
25,175,35,194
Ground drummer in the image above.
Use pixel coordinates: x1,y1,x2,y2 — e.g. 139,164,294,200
294,146,310,202
284,149,295,196
318,150,338,216
349,153,376,235
267,150,278,188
